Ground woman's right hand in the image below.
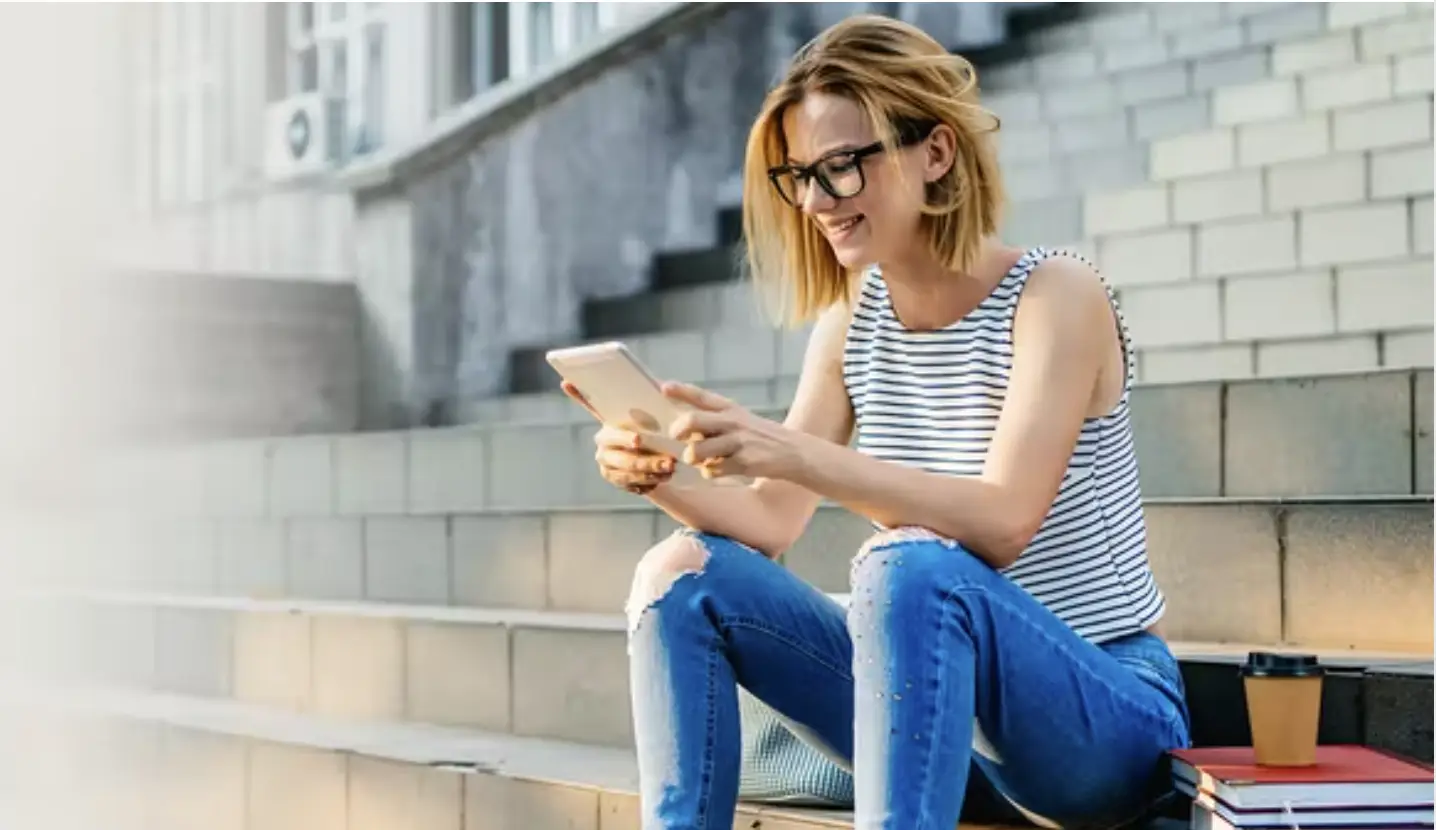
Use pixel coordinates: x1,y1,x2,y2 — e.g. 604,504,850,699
562,381,677,495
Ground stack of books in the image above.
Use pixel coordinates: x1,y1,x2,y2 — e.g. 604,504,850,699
1170,745,1434,829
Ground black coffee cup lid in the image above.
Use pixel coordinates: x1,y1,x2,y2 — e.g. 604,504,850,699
1242,651,1324,678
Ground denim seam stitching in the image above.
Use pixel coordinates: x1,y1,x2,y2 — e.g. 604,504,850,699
942,582,1186,739
719,617,855,683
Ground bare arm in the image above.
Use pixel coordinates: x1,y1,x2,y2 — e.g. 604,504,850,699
675,257,1116,569
645,301,856,557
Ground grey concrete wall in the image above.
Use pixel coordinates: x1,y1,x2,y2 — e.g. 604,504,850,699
362,2,991,427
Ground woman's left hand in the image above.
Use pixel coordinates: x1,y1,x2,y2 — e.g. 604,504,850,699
662,381,811,481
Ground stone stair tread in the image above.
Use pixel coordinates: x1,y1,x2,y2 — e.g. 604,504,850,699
0,682,1031,830
18,587,1435,668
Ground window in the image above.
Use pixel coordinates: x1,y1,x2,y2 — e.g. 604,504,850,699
133,3,224,209
284,2,390,159
572,3,599,44
528,2,554,67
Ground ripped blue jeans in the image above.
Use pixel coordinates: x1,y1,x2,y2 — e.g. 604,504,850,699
626,529,1191,830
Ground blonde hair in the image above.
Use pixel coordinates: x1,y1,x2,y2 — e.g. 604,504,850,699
741,14,1005,327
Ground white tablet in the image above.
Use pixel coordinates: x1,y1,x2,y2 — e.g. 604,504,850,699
545,341,702,478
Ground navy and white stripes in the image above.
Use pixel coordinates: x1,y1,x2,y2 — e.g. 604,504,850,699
842,247,1165,644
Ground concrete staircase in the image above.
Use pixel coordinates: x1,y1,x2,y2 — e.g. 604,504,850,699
1,3,1431,829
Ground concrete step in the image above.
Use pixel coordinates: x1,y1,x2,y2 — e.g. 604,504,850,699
7,592,1431,761
0,686,1055,830
28,498,1435,654
103,370,1431,520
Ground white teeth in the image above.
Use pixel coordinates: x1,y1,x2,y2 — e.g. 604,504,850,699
834,216,862,233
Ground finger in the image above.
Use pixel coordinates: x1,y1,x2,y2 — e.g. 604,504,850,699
685,432,743,465
597,447,675,475
661,381,735,413
561,382,602,419
670,410,732,442
594,425,642,450
605,468,672,490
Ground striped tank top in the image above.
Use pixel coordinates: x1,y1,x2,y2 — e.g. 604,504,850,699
842,247,1165,644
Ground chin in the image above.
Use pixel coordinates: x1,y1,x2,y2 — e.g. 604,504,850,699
829,241,875,270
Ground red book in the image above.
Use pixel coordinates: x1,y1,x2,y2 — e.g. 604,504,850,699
1170,746,1434,811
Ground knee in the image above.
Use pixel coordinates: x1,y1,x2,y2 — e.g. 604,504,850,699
625,531,713,633
849,526,990,601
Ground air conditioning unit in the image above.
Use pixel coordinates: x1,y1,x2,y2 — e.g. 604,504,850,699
264,92,348,182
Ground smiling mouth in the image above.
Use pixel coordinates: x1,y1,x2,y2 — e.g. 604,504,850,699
826,215,864,239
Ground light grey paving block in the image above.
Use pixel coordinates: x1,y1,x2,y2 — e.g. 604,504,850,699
233,610,311,711
216,519,287,598
633,331,707,384
365,517,450,604
1113,63,1191,106
599,791,640,830
151,520,221,595
155,608,233,698
465,397,509,424
464,773,600,830
1143,503,1282,643
1005,159,1067,202
1101,37,1169,74
408,428,487,514
451,514,549,609
1004,195,1084,247
77,603,157,690
1035,48,1100,84
986,89,1043,123
1129,383,1222,497
287,518,364,600
405,621,510,732
156,729,248,830
783,507,875,592
1225,372,1413,496
512,626,631,748
1064,147,1149,192
1192,48,1271,92
658,283,721,330
1173,23,1245,59
718,282,767,329
268,437,335,517
335,433,408,516
200,440,267,517
1133,96,1213,141
1284,502,1433,651
349,757,464,830
311,615,405,720
1043,79,1121,119
707,327,778,383
487,425,578,509
1091,7,1154,42
505,393,573,423
1244,3,1324,45
1417,371,1432,494
247,742,349,830
547,511,657,613
1154,2,1223,32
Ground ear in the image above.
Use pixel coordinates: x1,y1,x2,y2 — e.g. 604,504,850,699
923,123,958,184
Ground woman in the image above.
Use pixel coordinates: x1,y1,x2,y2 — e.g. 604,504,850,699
563,14,1190,830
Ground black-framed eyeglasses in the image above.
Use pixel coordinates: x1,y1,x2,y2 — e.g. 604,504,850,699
767,118,938,208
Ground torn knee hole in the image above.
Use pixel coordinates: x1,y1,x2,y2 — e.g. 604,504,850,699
625,535,710,635
854,526,944,563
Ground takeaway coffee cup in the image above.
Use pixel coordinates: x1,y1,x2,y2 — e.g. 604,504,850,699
1241,652,1324,767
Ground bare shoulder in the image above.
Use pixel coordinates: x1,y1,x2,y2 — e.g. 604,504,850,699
1014,252,1113,346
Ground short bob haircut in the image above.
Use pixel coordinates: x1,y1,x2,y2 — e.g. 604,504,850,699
741,14,1005,327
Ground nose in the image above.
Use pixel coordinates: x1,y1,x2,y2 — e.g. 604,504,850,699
799,179,837,216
